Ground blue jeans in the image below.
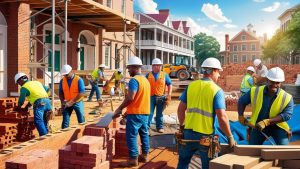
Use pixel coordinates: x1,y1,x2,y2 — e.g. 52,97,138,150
177,130,214,169
33,98,52,136
148,95,165,129
126,114,150,159
249,125,289,145
88,80,100,101
61,100,85,129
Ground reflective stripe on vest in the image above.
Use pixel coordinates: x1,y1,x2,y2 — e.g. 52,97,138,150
250,86,292,132
240,74,252,91
126,75,150,115
114,71,123,81
62,75,83,102
185,80,220,134
147,71,165,96
91,69,99,81
22,81,48,104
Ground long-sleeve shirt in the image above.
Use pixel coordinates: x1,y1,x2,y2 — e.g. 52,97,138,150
238,87,294,122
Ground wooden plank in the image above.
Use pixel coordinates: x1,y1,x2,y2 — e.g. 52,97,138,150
209,154,238,169
261,149,300,160
281,159,300,168
234,145,300,156
232,156,260,169
95,113,114,128
249,161,273,169
141,149,176,169
210,154,260,169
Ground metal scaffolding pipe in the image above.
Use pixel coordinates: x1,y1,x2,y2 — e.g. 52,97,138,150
51,0,55,110
64,0,68,64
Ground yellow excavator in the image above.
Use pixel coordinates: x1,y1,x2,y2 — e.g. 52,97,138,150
163,55,199,81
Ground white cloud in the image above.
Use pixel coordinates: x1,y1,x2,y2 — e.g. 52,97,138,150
201,3,231,23
253,0,265,3
224,24,237,28
262,2,281,12
135,0,158,14
186,17,213,36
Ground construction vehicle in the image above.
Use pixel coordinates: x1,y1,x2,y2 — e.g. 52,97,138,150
163,55,198,81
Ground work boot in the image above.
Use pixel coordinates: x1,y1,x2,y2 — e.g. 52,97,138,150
87,99,92,102
119,158,138,168
139,153,149,163
157,128,164,133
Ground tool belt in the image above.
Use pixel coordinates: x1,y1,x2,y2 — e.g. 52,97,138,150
175,132,221,158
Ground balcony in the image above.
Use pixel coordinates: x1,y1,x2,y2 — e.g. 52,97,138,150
136,40,194,55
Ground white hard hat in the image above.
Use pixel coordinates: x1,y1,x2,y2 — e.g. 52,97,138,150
266,67,285,82
253,59,261,66
117,68,123,73
201,57,223,71
14,72,27,84
61,64,72,75
247,66,255,72
152,58,162,65
98,64,106,68
127,56,143,66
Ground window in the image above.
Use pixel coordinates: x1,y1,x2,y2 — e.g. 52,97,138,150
233,45,238,51
242,44,246,51
121,0,125,14
295,56,300,64
48,50,61,71
242,55,247,62
251,44,256,51
241,35,246,40
252,55,256,61
105,46,110,68
45,30,59,44
233,55,238,63
107,0,112,8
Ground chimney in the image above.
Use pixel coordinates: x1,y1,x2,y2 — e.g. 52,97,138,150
159,9,169,15
225,34,229,51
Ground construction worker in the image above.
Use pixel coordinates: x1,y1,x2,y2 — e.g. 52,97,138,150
177,57,236,169
238,67,294,145
59,64,85,129
146,58,172,133
112,56,150,167
88,64,106,102
106,68,124,95
14,72,52,136
253,59,268,85
240,66,255,95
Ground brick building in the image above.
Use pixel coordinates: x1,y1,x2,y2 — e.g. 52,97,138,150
135,9,195,66
0,0,138,97
220,24,267,65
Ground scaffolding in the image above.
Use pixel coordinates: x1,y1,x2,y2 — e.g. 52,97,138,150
16,0,138,110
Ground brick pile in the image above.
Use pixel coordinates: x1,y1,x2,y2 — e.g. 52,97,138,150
5,149,58,169
218,63,300,92
59,136,109,169
0,98,35,149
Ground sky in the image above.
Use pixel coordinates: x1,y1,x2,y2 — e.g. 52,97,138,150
133,0,300,51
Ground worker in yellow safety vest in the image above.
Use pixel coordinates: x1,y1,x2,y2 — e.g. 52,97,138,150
88,64,106,102
238,67,294,145
106,68,124,95
112,56,150,167
14,72,52,136
240,66,255,95
177,57,236,169
59,64,86,129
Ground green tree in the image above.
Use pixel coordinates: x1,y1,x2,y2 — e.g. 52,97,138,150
194,33,220,65
286,9,300,51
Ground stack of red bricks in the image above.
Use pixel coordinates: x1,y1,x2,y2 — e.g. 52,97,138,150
5,149,58,169
59,136,109,169
0,98,36,149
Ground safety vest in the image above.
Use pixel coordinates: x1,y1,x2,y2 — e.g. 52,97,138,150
127,75,150,115
22,81,48,104
250,86,292,132
113,71,123,81
185,80,221,134
240,74,252,92
91,69,100,81
147,71,165,96
62,75,83,102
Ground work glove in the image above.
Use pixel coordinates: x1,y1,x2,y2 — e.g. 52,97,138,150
256,119,270,131
238,116,248,126
112,108,122,119
227,135,236,148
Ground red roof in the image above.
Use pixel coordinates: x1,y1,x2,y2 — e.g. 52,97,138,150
183,27,190,34
147,14,169,24
172,21,181,30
